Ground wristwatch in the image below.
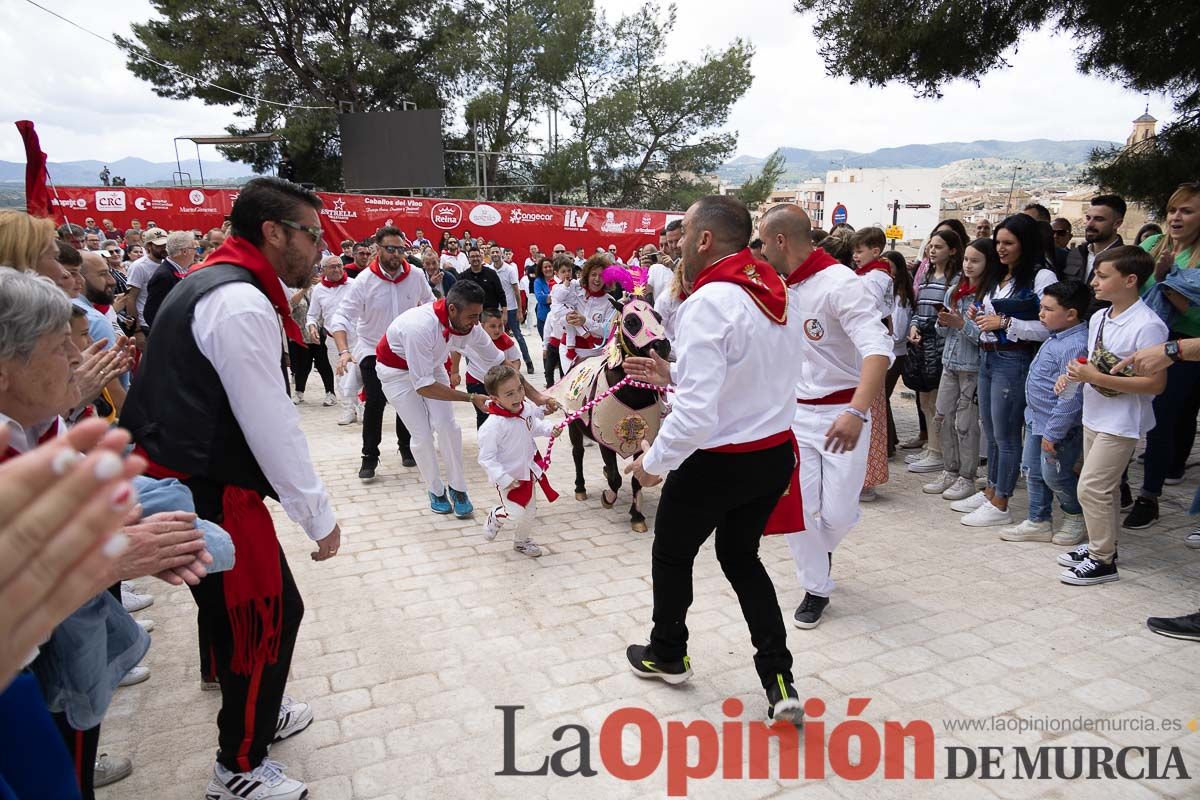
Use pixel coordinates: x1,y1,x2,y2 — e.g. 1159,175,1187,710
1165,340,1182,362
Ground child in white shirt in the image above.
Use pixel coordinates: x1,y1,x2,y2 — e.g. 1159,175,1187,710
1057,247,1168,586
477,364,561,557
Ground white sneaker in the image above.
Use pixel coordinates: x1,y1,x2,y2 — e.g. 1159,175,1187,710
94,753,132,787
1052,513,1087,546
207,758,306,800
961,501,1013,527
904,448,929,465
292,392,304,405
118,665,150,687
1187,529,1200,549
273,695,313,742
942,476,976,501
922,471,955,494
121,585,153,612
323,392,336,407
514,538,543,557
483,509,503,542
998,519,1053,542
137,619,155,633
907,454,945,473
859,487,877,503
336,404,356,425
950,491,989,513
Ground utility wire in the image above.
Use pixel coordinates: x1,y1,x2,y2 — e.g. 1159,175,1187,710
22,0,335,110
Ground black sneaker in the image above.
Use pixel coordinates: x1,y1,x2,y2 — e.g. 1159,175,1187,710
1120,482,1133,511
1060,556,1119,586
525,361,536,375
399,447,416,468
1057,543,1118,568
766,675,804,726
1146,610,1200,642
626,644,692,685
358,457,377,482
793,593,830,630
1123,497,1158,529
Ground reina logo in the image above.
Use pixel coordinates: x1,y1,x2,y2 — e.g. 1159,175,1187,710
564,209,591,230
509,207,554,225
94,190,125,211
431,202,463,230
320,197,358,222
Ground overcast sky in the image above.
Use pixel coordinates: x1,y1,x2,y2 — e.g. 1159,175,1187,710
0,0,1173,165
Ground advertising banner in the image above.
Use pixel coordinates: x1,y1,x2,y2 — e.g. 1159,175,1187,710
50,186,680,261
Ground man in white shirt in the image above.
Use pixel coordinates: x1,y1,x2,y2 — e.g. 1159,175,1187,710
307,256,357,425
492,247,534,372
642,245,674,303
330,226,433,481
121,177,341,800
623,195,806,726
439,238,469,274
759,204,893,629
374,281,550,517
523,243,542,270
123,227,170,337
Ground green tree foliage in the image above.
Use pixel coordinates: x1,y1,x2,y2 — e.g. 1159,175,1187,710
119,0,475,189
541,2,753,209
737,149,787,209
792,0,1200,212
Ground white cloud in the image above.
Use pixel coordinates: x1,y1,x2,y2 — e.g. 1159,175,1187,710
0,0,1174,166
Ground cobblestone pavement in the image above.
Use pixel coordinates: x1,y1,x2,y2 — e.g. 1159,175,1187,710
99,334,1200,799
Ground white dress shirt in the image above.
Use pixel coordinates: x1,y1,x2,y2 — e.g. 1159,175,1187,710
0,412,62,455
859,269,895,320
328,266,434,361
193,281,336,541
789,264,894,399
979,269,1058,344
1082,299,1169,440
477,401,557,488
497,262,520,308
641,282,805,476
646,263,674,303
377,302,504,390
307,281,352,332
654,289,683,343
441,252,469,273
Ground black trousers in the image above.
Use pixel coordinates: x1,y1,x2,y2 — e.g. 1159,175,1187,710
1141,356,1200,496
189,544,303,773
288,332,334,395
649,443,795,690
466,381,488,428
884,355,905,454
51,711,98,800
359,355,411,460
543,345,564,387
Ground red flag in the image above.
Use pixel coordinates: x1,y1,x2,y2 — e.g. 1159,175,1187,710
15,121,52,218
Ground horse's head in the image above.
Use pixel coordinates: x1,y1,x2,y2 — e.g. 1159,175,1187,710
609,295,671,361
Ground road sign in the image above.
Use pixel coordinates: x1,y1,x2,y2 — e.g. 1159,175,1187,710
831,203,848,226
885,225,905,240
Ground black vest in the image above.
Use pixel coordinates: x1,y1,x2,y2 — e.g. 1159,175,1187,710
121,264,283,499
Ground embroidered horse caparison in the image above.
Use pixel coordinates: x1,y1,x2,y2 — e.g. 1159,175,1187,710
547,296,671,532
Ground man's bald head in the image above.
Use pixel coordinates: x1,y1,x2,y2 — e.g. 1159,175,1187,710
758,204,814,277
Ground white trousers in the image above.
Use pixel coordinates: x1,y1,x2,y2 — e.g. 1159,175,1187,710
325,334,362,406
784,402,870,597
492,486,537,538
378,367,465,495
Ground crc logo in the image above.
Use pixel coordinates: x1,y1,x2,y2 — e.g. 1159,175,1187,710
431,202,463,230
188,189,205,205
469,204,502,227
95,190,125,211
564,209,590,230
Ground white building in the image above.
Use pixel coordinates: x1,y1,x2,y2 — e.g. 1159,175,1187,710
823,168,943,242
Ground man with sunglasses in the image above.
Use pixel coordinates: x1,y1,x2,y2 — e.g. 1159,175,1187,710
440,238,468,274
346,243,371,278
330,226,432,482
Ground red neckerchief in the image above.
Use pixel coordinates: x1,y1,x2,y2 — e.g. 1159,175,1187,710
952,278,977,304
91,301,112,315
192,236,305,345
320,274,348,288
493,332,515,352
0,418,60,464
369,258,409,283
585,287,607,298
855,258,893,278
432,298,453,341
786,248,839,287
692,248,788,324
486,401,523,418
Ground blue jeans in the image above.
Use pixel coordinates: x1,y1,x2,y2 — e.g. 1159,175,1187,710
1022,423,1083,521
979,349,1032,499
506,309,533,366
1140,356,1200,497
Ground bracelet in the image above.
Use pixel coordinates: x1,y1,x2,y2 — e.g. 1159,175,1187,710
338,350,351,356
842,407,869,422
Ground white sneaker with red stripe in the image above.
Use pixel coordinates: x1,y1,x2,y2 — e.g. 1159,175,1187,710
272,695,313,743
206,758,306,800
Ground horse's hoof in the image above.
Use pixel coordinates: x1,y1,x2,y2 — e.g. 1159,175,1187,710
575,491,587,501
601,490,616,509
631,520,648,533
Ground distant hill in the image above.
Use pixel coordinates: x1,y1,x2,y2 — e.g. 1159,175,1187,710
720,139,1117,185
0,157,260,186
